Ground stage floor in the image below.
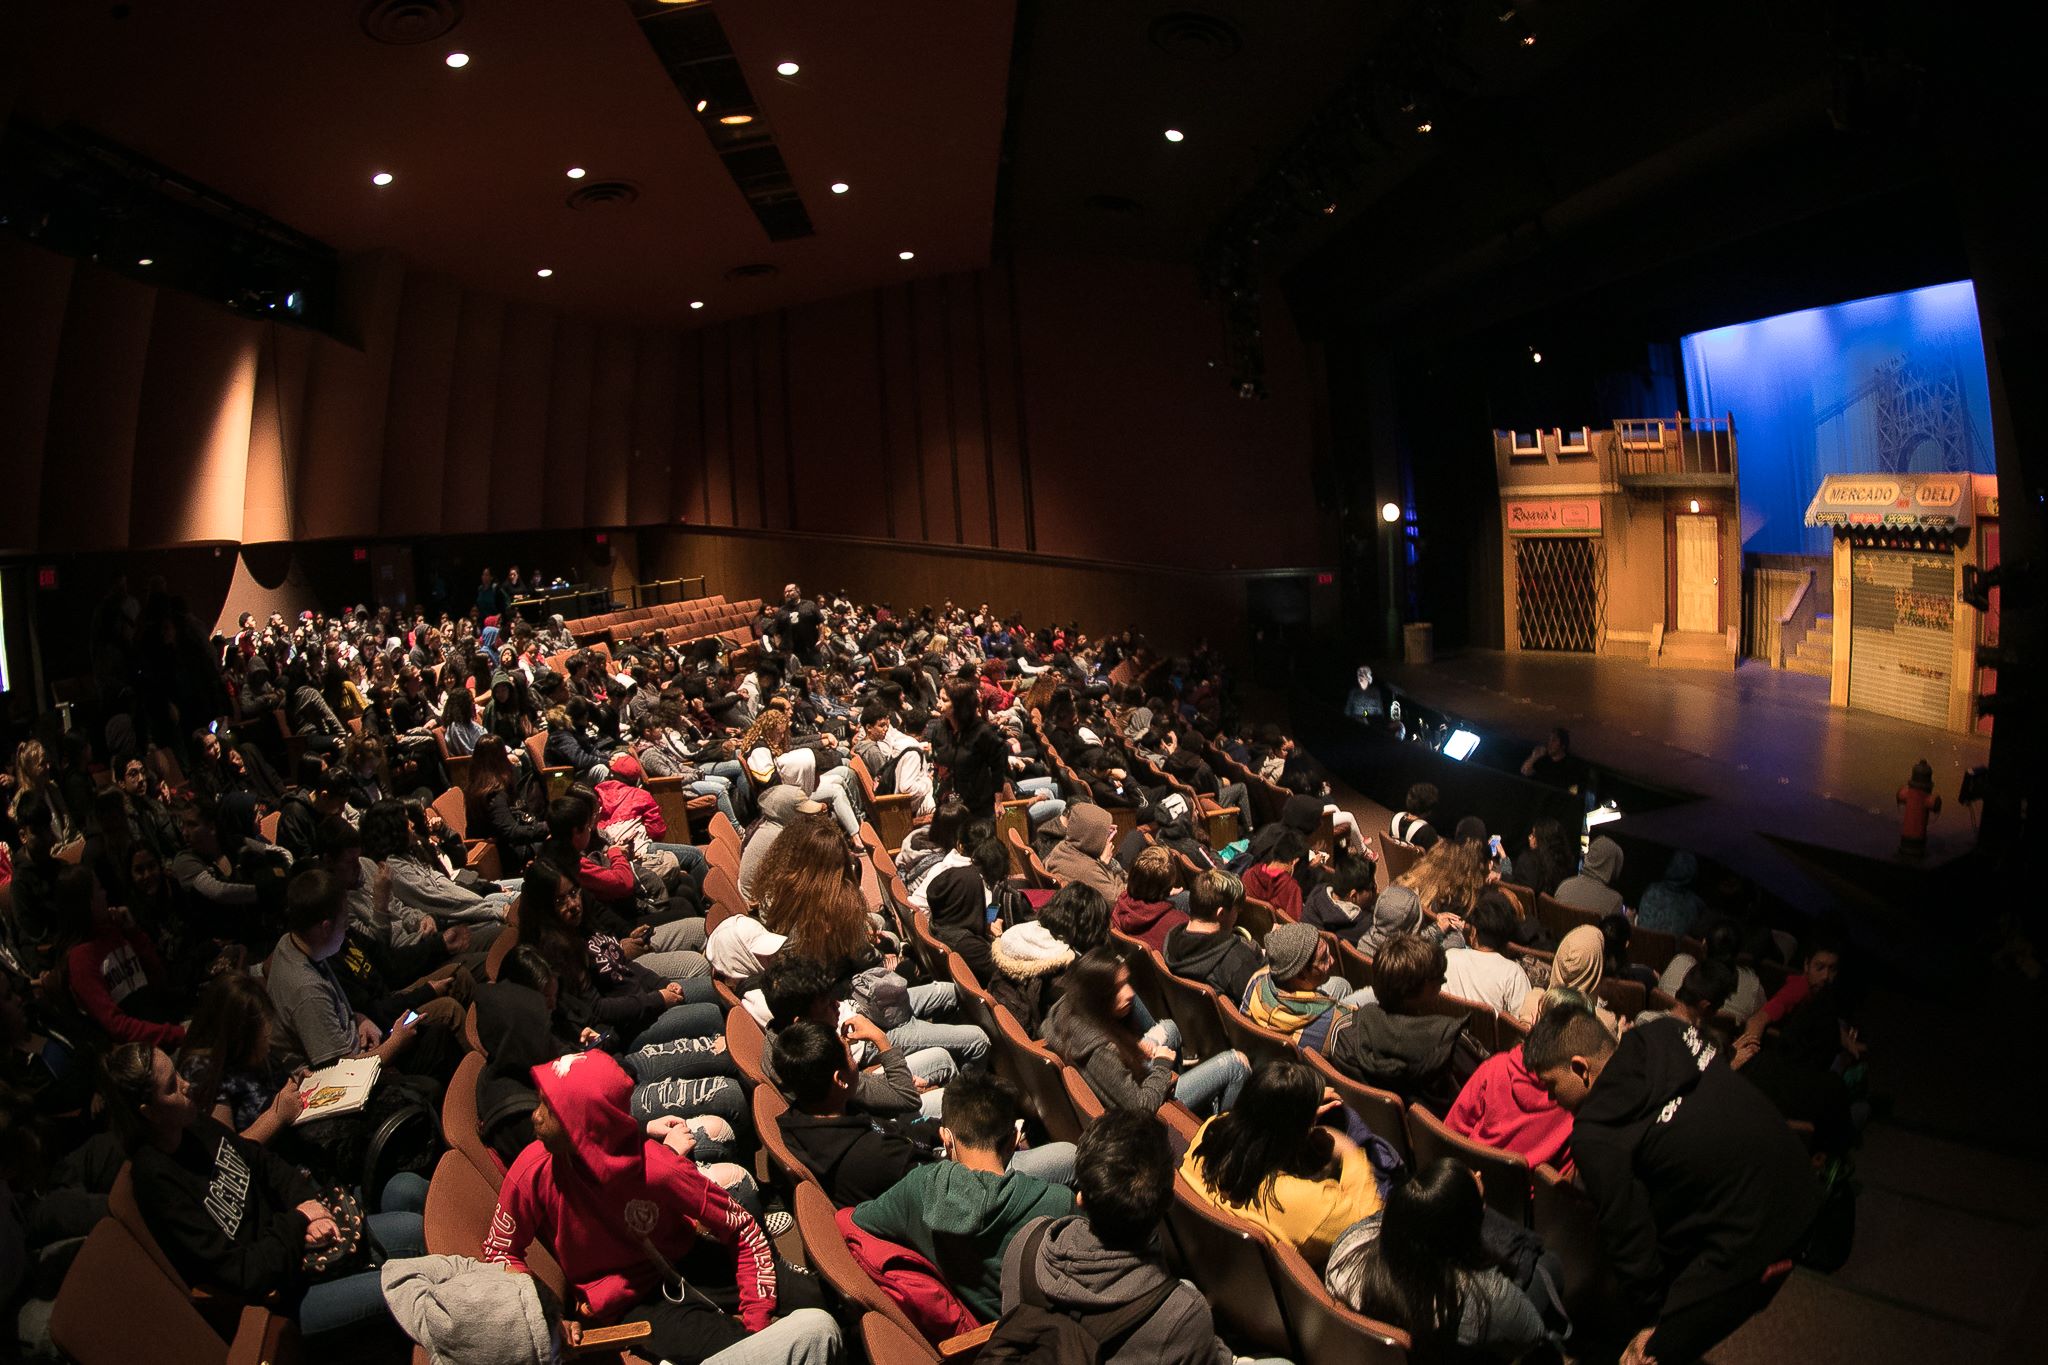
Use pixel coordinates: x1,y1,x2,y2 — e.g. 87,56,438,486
1378,650,1989,915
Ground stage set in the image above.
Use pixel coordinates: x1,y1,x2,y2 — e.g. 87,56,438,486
1337,283,2002,926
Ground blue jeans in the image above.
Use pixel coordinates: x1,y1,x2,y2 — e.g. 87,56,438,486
1014,777,1066,826
1146,1020,1247,1116
889,984,990,1067
633,999,725,1047
700,760,753,821
1009,1140,1078,1185
296,1174,428,1337
690,777,740,828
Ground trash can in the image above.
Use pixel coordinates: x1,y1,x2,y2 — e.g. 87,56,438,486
1403,622,1434,666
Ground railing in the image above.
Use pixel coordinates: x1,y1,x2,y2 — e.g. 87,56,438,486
1776,571,1822,670
1613,413,1736,480
1745,566,1809,664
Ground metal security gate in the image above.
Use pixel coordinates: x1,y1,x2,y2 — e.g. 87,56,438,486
1516,536,1604,652
1848,547,1954,724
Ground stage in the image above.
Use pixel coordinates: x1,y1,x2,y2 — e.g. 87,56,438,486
1372,650,1989,919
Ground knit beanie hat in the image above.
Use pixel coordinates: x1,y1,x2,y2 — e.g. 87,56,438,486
1065,804,1114,858
1264,921,1321,980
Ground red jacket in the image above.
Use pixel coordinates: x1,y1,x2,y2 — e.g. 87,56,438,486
1446,1045,1574,1176
483,1050,776,1330
1241,863,1304,919
66,921,184,1047
1111,895,1188,953
594,780,668,840
834,1206,979,1340
576,845,639,902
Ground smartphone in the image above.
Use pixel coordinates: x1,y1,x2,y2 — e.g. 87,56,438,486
208,719,220,735
400,1009,422,1027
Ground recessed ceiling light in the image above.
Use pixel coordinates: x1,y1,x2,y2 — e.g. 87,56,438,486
536,268,553,278
776,61,800,76
690,300,705,310
719,114,753,125
372,171,394,186
137,257,154,266
444,51,469,68
830,181,849,194
566,167,587,179
1163,128,1184,142
898,251,915,261
695,99,708,113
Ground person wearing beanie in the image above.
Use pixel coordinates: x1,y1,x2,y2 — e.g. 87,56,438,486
1045,804,1127,904
1241,921,1361,1050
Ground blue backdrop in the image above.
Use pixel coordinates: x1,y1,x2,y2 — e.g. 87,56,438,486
1681,281,1996,556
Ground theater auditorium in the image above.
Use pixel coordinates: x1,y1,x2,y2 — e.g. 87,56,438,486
1,4,2040,1365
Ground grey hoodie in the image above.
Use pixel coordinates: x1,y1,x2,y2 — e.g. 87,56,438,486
1554,836,1625,917
738,785,809,901
1000,1214,1232,1365
381,1254,557,1365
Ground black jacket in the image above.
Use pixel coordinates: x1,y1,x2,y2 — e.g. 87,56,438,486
1162,926,1263,1006
129,1117,316,1301
473,981,567,1165
925,865,996,984
1572,1018,1820,1328
274,791,324,864
1320,1005,1476,1115
779,1110,942,1207
930,717,1008,817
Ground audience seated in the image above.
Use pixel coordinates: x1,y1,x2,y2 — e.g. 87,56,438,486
1440,891,1534,1015
1044,948,1248,1117
1110,845,1188,951
1554,835,1627,917
1447,987,1589,1176
1162,869,1264,1001
1319,933,1477,1114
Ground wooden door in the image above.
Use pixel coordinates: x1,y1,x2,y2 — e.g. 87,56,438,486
1675,514,1719,632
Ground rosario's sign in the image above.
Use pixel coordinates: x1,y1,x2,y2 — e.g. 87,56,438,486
1504,498,1602,535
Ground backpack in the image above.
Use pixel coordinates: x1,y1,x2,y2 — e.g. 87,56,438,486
977,1220,1182,1365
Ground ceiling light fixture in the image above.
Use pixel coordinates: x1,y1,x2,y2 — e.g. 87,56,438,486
566,167,587,179
536,268,553,278
695,99,709,113
719,113,753,125
830,181,849,194
898,250,915,260
690,300,704,309
137,257,154,266
1531,350,1543,363
444,51,470,68
372,171,394,185
776,61,800,76
1163,128,1185,142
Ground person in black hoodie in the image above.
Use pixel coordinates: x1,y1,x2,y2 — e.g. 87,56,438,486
924,846,1003,984
769,1018,945,1206
1319,933,1477,1116
104,1041,427,1341
1525,1007,1820,1365
1162,869,1264,1004
1301,852,1376,945
273,758,344,864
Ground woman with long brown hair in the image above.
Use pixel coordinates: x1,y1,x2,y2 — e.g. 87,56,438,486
464,733,545,873
751,810,875,975
1398,838,1488,925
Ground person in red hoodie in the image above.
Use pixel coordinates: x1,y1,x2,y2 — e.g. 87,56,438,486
1445,988,1586,1176
1109,845,1188,952
482,1049,838,1364
594,753,710,900
57,865,186,1047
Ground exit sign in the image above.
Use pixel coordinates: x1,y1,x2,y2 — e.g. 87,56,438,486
1315,572,1335,586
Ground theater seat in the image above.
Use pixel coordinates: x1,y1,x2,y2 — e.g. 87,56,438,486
50,1220,296,1365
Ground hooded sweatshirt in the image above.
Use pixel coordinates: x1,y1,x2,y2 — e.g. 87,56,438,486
1357,886,1426,959
1446,1045,1575,1175
1320,1004,1472,1113
1636,852,1706,937
474,981,569,1168
999,1214,1233,1365
1044,805,1126,903
1554,836,1625,917
850,1158,1073,1320
777,1107,942,1209
483,1050,777,1331
925,864,996,983
381,1254,557,1365
128,1115,316,1303
1571,1018,1820,1328
1302,884,1368,942
1110,893,1187,953
987,920,1077,1036
737,786,807,902
1162,924,1264,1005
1242,967,1343,1050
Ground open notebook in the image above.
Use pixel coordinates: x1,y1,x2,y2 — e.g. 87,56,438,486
293,1057,381,1124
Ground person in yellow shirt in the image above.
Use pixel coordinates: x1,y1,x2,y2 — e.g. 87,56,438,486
1179,1057,1383,1270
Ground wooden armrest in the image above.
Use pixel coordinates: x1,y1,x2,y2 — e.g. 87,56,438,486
939,1322,996,1357
227,1306,297,1365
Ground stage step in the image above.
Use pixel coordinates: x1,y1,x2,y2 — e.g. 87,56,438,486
1655,630,1737,670
1785,615,1833,675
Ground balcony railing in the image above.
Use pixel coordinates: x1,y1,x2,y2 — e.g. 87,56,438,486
1613,413,1736,482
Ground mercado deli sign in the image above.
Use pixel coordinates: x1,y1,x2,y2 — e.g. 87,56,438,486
1505,498,1602,535
1805,473,1975,530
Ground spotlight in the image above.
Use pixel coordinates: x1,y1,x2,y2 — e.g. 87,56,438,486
898,250,915,260
1381,501,1402,523
830,182,849,194
1164,129,1185,142
1415,119,1433,134
776,61,800,76
566,167,586,179
719,114,753,125
372,172,394,186
689,300,704,309
444,51,470,68
1520,30,1538,46
137,257,153,266
695,99,709,113
1531,350,1543,364
536,268,553,278
1322,202,1337,215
